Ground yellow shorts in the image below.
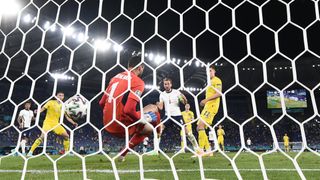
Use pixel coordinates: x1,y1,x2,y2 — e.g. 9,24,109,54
199,104,217,126
284,142,289,147
42,122,66,135
180,124,193,136
218,136,224,145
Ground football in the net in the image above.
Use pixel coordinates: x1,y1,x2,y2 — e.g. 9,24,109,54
65,95,88,120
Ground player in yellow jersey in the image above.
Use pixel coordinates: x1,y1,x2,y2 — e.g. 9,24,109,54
180,104,196,152
283,133,290,152
27,92,77,156
217,125,225,151
197,65,222,156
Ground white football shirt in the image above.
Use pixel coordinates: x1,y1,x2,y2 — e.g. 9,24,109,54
159,89,182,116
209,130,215,141
143,137,149,145
18,109,34,128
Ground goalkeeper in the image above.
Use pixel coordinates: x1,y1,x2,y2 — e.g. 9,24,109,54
99,55,161,161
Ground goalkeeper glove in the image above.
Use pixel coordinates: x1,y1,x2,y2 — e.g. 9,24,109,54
142,112,158,124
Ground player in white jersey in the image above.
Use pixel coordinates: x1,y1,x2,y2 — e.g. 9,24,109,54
155,78,201,156
143,137,149,153
16,101,35,155
208,129,215,150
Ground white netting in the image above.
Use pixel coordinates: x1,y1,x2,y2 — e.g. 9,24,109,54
0,0,320,179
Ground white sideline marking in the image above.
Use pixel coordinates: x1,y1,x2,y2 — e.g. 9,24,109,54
0,169,320,174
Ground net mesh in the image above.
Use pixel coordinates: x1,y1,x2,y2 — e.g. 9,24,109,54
0,0,320,179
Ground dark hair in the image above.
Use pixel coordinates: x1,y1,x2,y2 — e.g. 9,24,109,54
25,101,32,104
56,91,64,95
210,64,215,70
163,78,172,83
128,55,143,68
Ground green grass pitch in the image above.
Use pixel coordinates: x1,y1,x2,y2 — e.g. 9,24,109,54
0,152,320,180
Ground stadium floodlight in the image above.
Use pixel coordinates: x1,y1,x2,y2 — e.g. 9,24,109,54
144,53,148,57
77,33,85,42
184,60,187,63
44,21,50,30
94,39,111,51
50,24,56,32
195,61,200,67
113,44,123,52
23,14,31,23
154,55,162,64
0,0,20,15
62,26,74,36
148,53,154,60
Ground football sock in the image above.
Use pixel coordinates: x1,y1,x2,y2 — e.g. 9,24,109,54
187,133,199,150
63,138,70,152
121,133,146,157
21,139,26,154
30,138,42,153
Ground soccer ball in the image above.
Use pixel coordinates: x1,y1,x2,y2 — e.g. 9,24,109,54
65,95,88,120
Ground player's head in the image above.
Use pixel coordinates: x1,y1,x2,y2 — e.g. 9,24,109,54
209,64,216,79
218,124,222,129
56,92,65,101
285,133,287,136
185,103,190,111
24,101,31,110
163,78,172,92
128,55,144,77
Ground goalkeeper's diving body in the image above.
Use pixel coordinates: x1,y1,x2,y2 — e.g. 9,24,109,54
27,92,78,156
99,55,161,161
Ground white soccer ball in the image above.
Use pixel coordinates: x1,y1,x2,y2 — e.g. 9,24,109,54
65,95,88,120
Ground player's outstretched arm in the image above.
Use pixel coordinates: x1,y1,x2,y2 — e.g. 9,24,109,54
179,93,188,105
64,113,78,127
156,101,164,110
17,113,23,128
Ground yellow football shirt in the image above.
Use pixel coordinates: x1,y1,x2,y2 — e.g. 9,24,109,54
181,111,194,124
217,129,225,137
205,76,222,112
283,135,289,143
43,100,62,124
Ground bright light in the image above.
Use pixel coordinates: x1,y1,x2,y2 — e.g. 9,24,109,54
94,39,111,51
113,44,123,52
154,55,163,64
145,53,148,57
23,14,31,23
148,53,154,60
32,17,37,23
177,59,181,65
195,61,200,67
50,24,56,32
184,60,187,63
62,26,74,36
77,33,85,42
51,73,73,80
0,0,20,15
44,21,50,30
172,58,176,63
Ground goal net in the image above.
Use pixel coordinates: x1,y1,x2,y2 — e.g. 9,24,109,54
0,0,320,179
